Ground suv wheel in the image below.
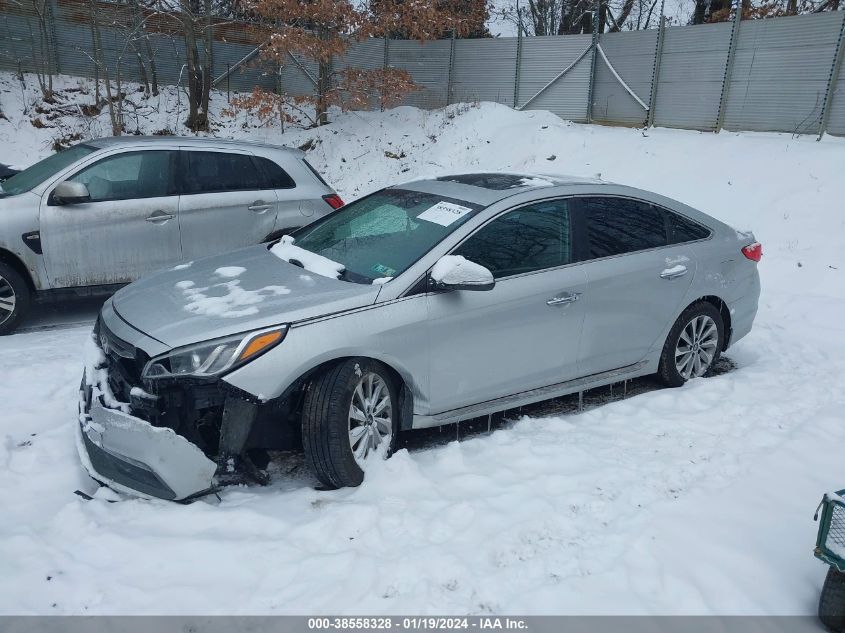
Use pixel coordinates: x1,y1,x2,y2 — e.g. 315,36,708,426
302,358,398,489
820,567,845,633
0,263,31,335
657,301,724,387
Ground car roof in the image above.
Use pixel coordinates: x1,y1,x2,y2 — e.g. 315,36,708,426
398,172,607,206
85,135,304,156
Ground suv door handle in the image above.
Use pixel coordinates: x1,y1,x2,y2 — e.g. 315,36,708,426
660,265,688,280
146,211,174,224
547,292,580,306
248,201,272,213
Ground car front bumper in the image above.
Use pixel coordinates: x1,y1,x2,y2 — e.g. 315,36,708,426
78,374,217,502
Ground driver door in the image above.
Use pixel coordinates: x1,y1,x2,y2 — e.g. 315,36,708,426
425,198,588,414
40,149,182,287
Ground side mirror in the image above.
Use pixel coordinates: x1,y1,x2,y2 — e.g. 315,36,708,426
53,181,90,205
430,255,495,292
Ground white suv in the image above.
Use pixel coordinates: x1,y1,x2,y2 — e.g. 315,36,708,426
0,136,340,334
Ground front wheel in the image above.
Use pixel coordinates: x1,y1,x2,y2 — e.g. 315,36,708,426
657,301,724,387
820,567,845,633
302,358,398,489
0,262,31,336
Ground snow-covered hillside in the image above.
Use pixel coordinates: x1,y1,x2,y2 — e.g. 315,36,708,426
1,71,844,615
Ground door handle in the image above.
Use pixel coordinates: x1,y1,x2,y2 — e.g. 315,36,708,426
547,292,580,306
660,265,688,280
146,211,174,224
248,201,272,213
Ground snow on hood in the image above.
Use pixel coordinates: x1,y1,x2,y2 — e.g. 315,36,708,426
112,245,379,349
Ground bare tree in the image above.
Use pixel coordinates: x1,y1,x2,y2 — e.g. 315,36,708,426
16,0,56,100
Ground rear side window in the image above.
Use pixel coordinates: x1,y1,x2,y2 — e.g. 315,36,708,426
456,199,571,279
255,157,295,189
580,197,667,259
182,151,263,194
668,211,711,243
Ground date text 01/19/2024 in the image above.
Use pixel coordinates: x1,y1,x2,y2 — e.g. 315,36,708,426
307,618,529,630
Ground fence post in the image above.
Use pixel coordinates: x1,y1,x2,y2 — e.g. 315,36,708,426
382,37,389,112
715,0,743,133
446,29,456,106
817,11,845,140
646,2,666,128
47,0,61,75
513,25,523,108
586,0,600,123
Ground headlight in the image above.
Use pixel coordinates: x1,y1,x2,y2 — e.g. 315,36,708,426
142,326,288,380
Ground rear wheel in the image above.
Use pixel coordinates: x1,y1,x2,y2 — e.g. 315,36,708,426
0,262,31,335
657,301,724,387
820,567,845,633
302,358,398,489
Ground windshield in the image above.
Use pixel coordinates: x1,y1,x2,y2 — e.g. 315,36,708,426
292,188,483,283
0,144,96,196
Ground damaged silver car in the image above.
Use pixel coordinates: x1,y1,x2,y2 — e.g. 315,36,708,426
77,173,761,501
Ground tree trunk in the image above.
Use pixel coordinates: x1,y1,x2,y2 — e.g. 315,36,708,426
316,27,332,126
180,0,206,131
201,0,213,123
88,0,100,103
609,0,635,31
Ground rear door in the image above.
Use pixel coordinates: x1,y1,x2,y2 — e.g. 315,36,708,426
177,149,279,260
574,196,698,376
40,149,181,286
251,155,306,233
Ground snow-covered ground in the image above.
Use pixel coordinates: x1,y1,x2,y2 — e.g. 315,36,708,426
1,71,845,615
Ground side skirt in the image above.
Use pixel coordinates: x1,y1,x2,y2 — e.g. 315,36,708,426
412,360,651,430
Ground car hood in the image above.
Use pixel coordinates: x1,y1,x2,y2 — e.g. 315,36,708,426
112,245,380,349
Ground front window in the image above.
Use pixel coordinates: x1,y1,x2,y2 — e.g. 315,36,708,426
0,144,96,196
455,199,572,278
67,150,175,202
292,188,482,283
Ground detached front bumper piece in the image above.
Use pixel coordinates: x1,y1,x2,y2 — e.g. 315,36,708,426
77,403,217,502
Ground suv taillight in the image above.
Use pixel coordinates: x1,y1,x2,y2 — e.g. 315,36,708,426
741,242,762,262
323,194,344,210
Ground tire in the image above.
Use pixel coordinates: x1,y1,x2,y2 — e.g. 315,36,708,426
820,567,845,633
302,358,399,489
657,301,724,387
0,262,31,336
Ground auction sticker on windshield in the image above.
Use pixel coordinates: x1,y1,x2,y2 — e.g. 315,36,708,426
417,201,474,227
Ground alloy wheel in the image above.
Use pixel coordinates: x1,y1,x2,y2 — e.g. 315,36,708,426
0,275,16,326
675,314,719,380
348,372,393,466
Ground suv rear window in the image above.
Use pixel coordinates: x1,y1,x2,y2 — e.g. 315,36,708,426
182,151,263,194
255,157,295,189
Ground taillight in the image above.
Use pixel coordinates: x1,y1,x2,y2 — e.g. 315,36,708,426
323,194,344,210
741,242,762,262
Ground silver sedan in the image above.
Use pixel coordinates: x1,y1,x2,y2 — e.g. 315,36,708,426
78,173,761,500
